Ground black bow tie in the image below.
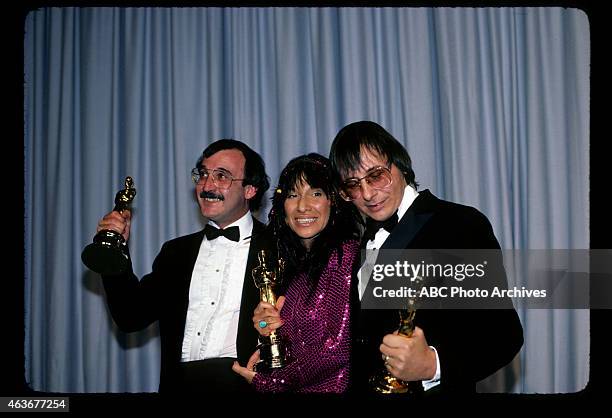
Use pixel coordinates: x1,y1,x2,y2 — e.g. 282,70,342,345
363,211,399,242
204,224,240,242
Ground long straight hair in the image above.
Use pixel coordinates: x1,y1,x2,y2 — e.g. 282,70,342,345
268,153,362,297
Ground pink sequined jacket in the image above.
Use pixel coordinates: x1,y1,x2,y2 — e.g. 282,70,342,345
252,239,359,393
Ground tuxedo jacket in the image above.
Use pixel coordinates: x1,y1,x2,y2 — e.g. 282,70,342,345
353,190,524,394
102,218,266,392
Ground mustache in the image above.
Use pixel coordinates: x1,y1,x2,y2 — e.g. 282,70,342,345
199,190,225,201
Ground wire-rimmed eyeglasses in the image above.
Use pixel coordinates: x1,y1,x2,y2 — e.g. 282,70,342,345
191,167,244,190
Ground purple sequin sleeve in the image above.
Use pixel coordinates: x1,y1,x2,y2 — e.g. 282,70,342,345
252,240,359,393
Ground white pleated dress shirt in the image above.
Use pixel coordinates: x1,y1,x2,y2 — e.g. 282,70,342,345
181,212,253,361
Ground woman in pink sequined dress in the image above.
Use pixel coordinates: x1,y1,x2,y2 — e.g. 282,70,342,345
233,153,362,393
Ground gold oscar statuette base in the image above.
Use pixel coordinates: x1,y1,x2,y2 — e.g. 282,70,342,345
255,332,286,372
369,372,412,394
81,230,130,275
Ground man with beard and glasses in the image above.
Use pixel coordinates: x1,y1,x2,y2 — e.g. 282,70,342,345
95,139,270,394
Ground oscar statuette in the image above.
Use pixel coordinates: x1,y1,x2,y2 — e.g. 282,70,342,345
369,275,425,394
252,250,287,371
81,176,136,275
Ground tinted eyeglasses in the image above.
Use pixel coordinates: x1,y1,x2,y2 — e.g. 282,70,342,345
339,166,393,201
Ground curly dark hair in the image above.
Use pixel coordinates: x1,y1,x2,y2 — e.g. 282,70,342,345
268,153,363,297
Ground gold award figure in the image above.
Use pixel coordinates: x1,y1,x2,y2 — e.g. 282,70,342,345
369,275,425,394
81,177,136,275
252,250,287,371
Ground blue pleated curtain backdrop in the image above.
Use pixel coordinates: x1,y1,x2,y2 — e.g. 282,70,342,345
24,7,589,393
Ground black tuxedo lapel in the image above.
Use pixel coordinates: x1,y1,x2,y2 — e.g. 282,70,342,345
236,218,267,364
359,191,435,310
381,189,437,250
381,211,432,250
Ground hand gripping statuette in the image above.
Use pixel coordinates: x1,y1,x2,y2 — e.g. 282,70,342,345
81,177,136,275
252,250,287,371
369,275,425,395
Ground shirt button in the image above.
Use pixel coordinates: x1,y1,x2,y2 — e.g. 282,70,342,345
197,332,201,336
211,301,215,305
215,269,219,272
